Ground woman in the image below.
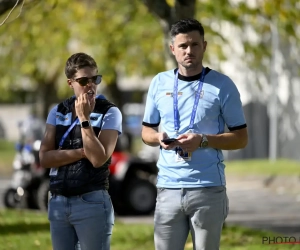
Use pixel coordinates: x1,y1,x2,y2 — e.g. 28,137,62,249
39,52,122,250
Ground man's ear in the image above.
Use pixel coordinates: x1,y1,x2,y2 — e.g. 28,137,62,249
203,40,207,52
170,43,175,56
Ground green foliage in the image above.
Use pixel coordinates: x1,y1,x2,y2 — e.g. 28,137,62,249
234,0,300,73
0,0,165,104
0,209,298,250
0,0,71,85
85,0,165,80
0,0,299,105
190,0,300,85
0,209,52,250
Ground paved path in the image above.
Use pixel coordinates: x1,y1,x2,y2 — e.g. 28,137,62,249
226,175,300,237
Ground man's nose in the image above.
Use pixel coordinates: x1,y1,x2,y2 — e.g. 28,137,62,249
186,46,192,54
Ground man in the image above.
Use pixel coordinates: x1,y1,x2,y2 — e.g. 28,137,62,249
39,52,122,250
141,18,248,250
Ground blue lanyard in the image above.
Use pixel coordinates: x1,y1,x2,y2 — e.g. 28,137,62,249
173,67,206,134
58,117,79,149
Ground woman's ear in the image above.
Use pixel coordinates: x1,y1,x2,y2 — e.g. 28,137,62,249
67,79,73,88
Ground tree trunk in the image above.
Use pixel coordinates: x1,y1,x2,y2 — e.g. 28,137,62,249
35,81,59,120
0,0,36,16
142,0,196,69
0,0,18,15
102,69,124,109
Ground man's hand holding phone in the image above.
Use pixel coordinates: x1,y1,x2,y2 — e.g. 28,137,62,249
161,138,178,145
159,133,178,150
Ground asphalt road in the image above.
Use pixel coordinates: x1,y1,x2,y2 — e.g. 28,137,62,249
1,176,299,237
225,177,300,237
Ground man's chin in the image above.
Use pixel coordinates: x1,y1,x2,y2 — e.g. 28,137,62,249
182,63,196,69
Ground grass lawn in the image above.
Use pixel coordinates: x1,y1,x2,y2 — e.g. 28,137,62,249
0,140,15,176
0,209,299,250
225,158,300,176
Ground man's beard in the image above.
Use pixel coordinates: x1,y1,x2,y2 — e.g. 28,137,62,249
181,61,200,69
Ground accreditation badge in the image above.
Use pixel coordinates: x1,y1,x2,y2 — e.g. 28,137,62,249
175,147,192,162
174,129,193,162
49,168,58,176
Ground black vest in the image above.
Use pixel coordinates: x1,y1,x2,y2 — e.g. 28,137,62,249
49,96,116,196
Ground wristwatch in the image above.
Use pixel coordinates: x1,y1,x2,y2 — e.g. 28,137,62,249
80,120,91,128
200,134,208,148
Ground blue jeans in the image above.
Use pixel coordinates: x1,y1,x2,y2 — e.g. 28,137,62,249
48,190,114,250
154,186,228,250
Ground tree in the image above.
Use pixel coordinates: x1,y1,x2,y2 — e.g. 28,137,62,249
1,0,299,120
233,0,300,156
0,0,78,118
141,0,249,69
0,0,20,16
142,0,196,69
0,0,38,20
0,0,165,117
80,0,165,107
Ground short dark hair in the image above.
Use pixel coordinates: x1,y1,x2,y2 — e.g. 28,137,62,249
65,52,97,79
170,18,204,42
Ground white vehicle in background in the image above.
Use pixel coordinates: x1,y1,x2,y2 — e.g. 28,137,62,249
3,140,49,210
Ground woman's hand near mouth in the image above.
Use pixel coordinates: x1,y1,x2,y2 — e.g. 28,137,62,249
75,93,96,121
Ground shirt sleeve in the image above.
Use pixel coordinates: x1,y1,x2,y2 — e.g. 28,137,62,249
220,77,247,131
142,75,161,127
46,105,58,126
101,107,122,135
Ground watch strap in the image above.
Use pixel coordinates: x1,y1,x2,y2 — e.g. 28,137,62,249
80,120,91,128
200,134,208,148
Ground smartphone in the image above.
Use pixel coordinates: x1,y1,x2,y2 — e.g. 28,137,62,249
161,138,177,145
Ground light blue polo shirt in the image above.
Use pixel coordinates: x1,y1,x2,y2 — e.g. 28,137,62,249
142,68,246,188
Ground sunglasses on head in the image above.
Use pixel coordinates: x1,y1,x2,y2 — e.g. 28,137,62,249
73,75,102,86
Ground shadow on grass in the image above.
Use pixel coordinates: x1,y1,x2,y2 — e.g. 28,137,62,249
0,222,49,235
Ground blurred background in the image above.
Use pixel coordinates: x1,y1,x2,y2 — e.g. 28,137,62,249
0,0,300,249
0,0,299,161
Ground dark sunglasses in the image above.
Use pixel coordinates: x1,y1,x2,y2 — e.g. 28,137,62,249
73,75,102,86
